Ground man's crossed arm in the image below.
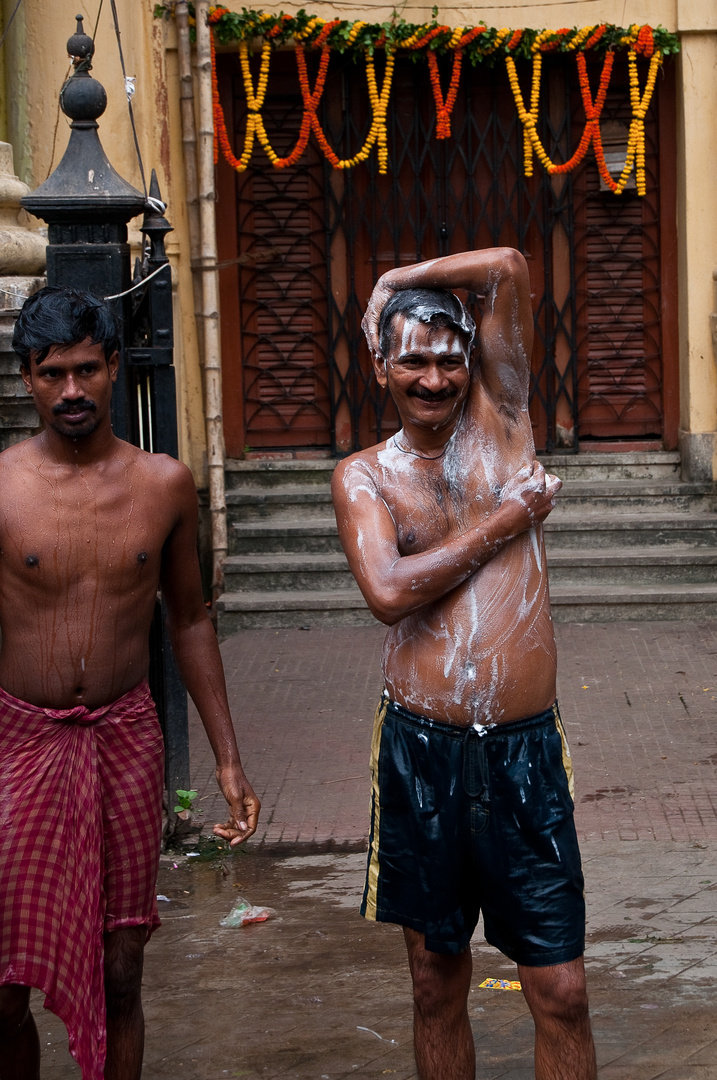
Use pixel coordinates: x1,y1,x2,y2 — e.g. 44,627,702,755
332,458,560,626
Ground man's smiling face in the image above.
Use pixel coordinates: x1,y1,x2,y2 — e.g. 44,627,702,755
375,314,471,433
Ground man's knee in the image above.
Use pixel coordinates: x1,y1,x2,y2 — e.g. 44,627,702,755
520,958,590,1026
104,927,146,1018
404,930,472,1019
0,985,32,1038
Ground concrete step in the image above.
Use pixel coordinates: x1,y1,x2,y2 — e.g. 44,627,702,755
215,587,377,638
540,451,680,481
224,451,682,488
225,458,336,490
230,518,342,555
224,552,354,592
543,513,717,549
545,547,717,585
227,486,333,522
550,582,717,622
227,546,717,592
230,513,717,557
216,579,717,635
552,480,717,513
225,478,717,525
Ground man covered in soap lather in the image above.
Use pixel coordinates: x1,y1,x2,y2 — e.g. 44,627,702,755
332,249,595,1080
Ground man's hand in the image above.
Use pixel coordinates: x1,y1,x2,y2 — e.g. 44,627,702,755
361,274,396,359
212,764,261,847
500,461,562,530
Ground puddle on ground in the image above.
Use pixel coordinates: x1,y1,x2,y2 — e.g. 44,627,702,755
29,845,717,1078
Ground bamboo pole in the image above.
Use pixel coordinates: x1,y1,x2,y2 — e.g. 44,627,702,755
195,0,227,600
175,0,203,345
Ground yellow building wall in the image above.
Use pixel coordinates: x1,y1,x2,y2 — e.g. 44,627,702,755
1,0,207,481
675,3,717,480
3,0,717,479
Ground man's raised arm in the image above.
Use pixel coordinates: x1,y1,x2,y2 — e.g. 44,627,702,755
362,247,533,411
332,457,558,625
159,460,260,846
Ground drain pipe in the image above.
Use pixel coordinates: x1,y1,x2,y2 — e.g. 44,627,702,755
195,0,227,601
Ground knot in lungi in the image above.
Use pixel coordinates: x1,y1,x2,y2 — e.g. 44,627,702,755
44,702,114,725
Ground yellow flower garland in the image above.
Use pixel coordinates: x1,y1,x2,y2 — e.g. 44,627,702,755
333,49,395,171
201,10,673,189
229,40,274,168
614,49,662,195
507,42,662,191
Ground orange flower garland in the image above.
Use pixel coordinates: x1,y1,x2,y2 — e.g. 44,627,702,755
551,51,614,175
305,47,395,172
428,49,463,139
204,11,672,191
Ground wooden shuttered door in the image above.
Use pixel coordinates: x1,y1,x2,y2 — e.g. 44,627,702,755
224,56,332,452
574,62,665,441
216,50,676,455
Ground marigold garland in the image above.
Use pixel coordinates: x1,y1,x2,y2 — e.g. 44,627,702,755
193,6,679,190
428,49,463,139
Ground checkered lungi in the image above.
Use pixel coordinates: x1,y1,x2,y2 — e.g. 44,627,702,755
0,680,164,1080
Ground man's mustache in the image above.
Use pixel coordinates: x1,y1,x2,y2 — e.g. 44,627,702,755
407,386,457,402
53,400,97,416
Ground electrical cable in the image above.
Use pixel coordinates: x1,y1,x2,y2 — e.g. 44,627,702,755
107,0,148,197
92,0,105,42
104,260,170,301
0,0,24,53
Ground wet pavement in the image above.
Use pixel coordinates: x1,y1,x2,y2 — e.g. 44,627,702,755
36,621,717,1078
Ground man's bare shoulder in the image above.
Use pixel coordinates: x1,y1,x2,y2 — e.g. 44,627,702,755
118,441,192,481
114,441,198,508
0,435,197,509
331,441,390,496
0,433,45,472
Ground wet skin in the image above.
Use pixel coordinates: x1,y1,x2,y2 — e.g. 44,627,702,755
0,339,259,1079
333,251,595,1080
0,339,259,844
332,248,562,727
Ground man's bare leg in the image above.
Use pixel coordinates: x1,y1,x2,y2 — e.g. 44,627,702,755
519,957,596,1080
403,928,474,1080
104,926,147,1080
0,985,40,1080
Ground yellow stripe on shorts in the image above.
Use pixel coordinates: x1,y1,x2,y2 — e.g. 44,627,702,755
363,695,388,922
553,703,575,803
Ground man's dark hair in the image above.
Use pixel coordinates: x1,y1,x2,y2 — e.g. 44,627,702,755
378,288,476,359
12,286,120,370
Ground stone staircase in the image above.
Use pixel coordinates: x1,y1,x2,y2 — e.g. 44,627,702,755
215,452,717,637
0,309,40,450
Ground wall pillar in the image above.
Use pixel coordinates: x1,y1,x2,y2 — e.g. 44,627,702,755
675,7,717,480
0,140,45,450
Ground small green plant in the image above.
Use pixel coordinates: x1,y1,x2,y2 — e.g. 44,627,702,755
174,788,198,814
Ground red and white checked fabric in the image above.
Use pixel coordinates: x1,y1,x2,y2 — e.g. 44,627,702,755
0,680,164,1079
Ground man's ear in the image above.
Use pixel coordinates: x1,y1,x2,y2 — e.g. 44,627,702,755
20,365,32,395
372,350,388,389
108,350,120,382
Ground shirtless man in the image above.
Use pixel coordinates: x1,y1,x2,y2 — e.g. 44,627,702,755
332,249,595,1080
0,286,260,1080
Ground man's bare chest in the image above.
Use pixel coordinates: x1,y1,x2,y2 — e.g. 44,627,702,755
376,425,530,555
0,478,173,585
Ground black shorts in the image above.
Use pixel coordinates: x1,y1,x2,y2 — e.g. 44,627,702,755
361,696,585,965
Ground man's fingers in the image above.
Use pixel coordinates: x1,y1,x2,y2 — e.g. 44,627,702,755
213,820,252,847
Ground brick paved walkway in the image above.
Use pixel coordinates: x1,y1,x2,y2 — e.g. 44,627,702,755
189,620,717,847
38,619,717,1077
